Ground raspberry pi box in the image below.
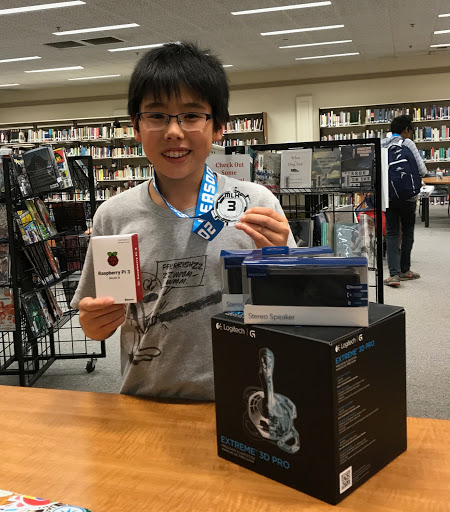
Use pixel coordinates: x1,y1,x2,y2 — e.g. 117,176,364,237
92,234,143,303
211,303,406,505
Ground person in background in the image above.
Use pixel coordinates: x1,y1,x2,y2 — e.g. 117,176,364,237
71,42,295,400
382,114,426,287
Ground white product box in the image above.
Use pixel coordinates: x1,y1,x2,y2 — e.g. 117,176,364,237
92,234,143,304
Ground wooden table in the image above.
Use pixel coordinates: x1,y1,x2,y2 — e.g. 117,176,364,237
1,386,449,512
421,176,450,227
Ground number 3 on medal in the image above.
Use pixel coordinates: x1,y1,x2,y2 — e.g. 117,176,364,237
227,200,236,212
197,221,217,240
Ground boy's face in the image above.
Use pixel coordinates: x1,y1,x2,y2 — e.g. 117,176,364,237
133,86,223,182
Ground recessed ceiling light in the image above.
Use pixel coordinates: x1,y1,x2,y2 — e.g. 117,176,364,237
262,24,344,36
0,1,85,15
280,39,351,49
438,13,450,17
53,23,139,36
296,52,359,60
108,43,166,52
430,43,450,47
0,83,20,87
223,65,233,68
434,29,450,34
25,66,84,73
0,56,41,64
232,2,331,15
68,74,121,80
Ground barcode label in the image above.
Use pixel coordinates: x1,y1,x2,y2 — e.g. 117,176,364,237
339,466,353,494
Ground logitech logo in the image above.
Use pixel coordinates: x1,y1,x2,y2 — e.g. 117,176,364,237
338,333,364,351
249,330,256,339
216,322,222,330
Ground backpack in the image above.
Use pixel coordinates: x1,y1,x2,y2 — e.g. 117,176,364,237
387,138,422,200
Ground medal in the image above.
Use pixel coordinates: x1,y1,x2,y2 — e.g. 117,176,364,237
152,165,250,241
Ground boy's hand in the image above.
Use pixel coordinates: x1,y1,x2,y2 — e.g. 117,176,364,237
235,207,290,248
78,297,126,341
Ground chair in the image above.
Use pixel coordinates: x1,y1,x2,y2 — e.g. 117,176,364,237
429,186,449,216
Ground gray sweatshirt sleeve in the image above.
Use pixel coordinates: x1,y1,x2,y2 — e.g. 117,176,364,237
404,138,427,177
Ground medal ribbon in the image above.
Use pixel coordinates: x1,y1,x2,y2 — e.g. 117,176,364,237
152,164,224,241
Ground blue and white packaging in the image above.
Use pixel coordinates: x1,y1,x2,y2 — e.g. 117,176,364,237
220,246,333,312
242,255,368,326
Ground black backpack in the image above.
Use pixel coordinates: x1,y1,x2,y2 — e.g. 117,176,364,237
387,138,422,200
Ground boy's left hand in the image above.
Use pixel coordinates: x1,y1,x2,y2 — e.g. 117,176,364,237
235,207,290,248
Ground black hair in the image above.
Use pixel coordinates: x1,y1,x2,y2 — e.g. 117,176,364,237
128,41,229,132
390,114,413,135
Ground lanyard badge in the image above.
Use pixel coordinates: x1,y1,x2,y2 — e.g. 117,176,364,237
152,164,249,241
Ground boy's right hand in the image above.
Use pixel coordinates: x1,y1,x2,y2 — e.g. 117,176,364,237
78,297,126,341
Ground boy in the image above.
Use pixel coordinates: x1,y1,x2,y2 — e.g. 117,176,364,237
72,42,296,399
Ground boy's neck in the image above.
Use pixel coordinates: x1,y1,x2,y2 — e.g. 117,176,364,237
150,169,205,211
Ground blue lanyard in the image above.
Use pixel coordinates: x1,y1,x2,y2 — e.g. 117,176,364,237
152,164,224,241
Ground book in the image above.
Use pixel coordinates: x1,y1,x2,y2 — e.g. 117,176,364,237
0,243,9,285
23,244,52,285
25,199,50,240
280,149,312,189
34,197,58,236
253,152,281,193
0,204,8,239
22,291,49,337
45,287,63,322
22,146,62,195
0,288,15,331
311,147,342,188
15,208,42,244
340,145,375,188
10,153,33,198
53,147,74,188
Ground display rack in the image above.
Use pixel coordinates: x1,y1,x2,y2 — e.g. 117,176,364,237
0,154,105,386
250,138,384,304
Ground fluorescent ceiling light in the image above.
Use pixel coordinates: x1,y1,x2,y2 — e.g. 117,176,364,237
108,43,166,52
280,39,351,48
434,29,450,34
68,74,121,80
430,43,450,47
54,23,139,36
0,56,41,64
0,1,85,15
232,2,331,15
223,65,233,68
25,66,84,73
438,13,450,17
296,52,359,60
262,24,344,36
0,83,20,87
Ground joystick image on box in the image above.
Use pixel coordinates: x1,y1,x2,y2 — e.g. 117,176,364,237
244,348,300,454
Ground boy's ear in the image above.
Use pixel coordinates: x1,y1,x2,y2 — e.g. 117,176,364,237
131,116,142,142
213,123,224,141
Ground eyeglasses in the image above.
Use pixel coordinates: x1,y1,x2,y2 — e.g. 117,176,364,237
136,112,213,132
